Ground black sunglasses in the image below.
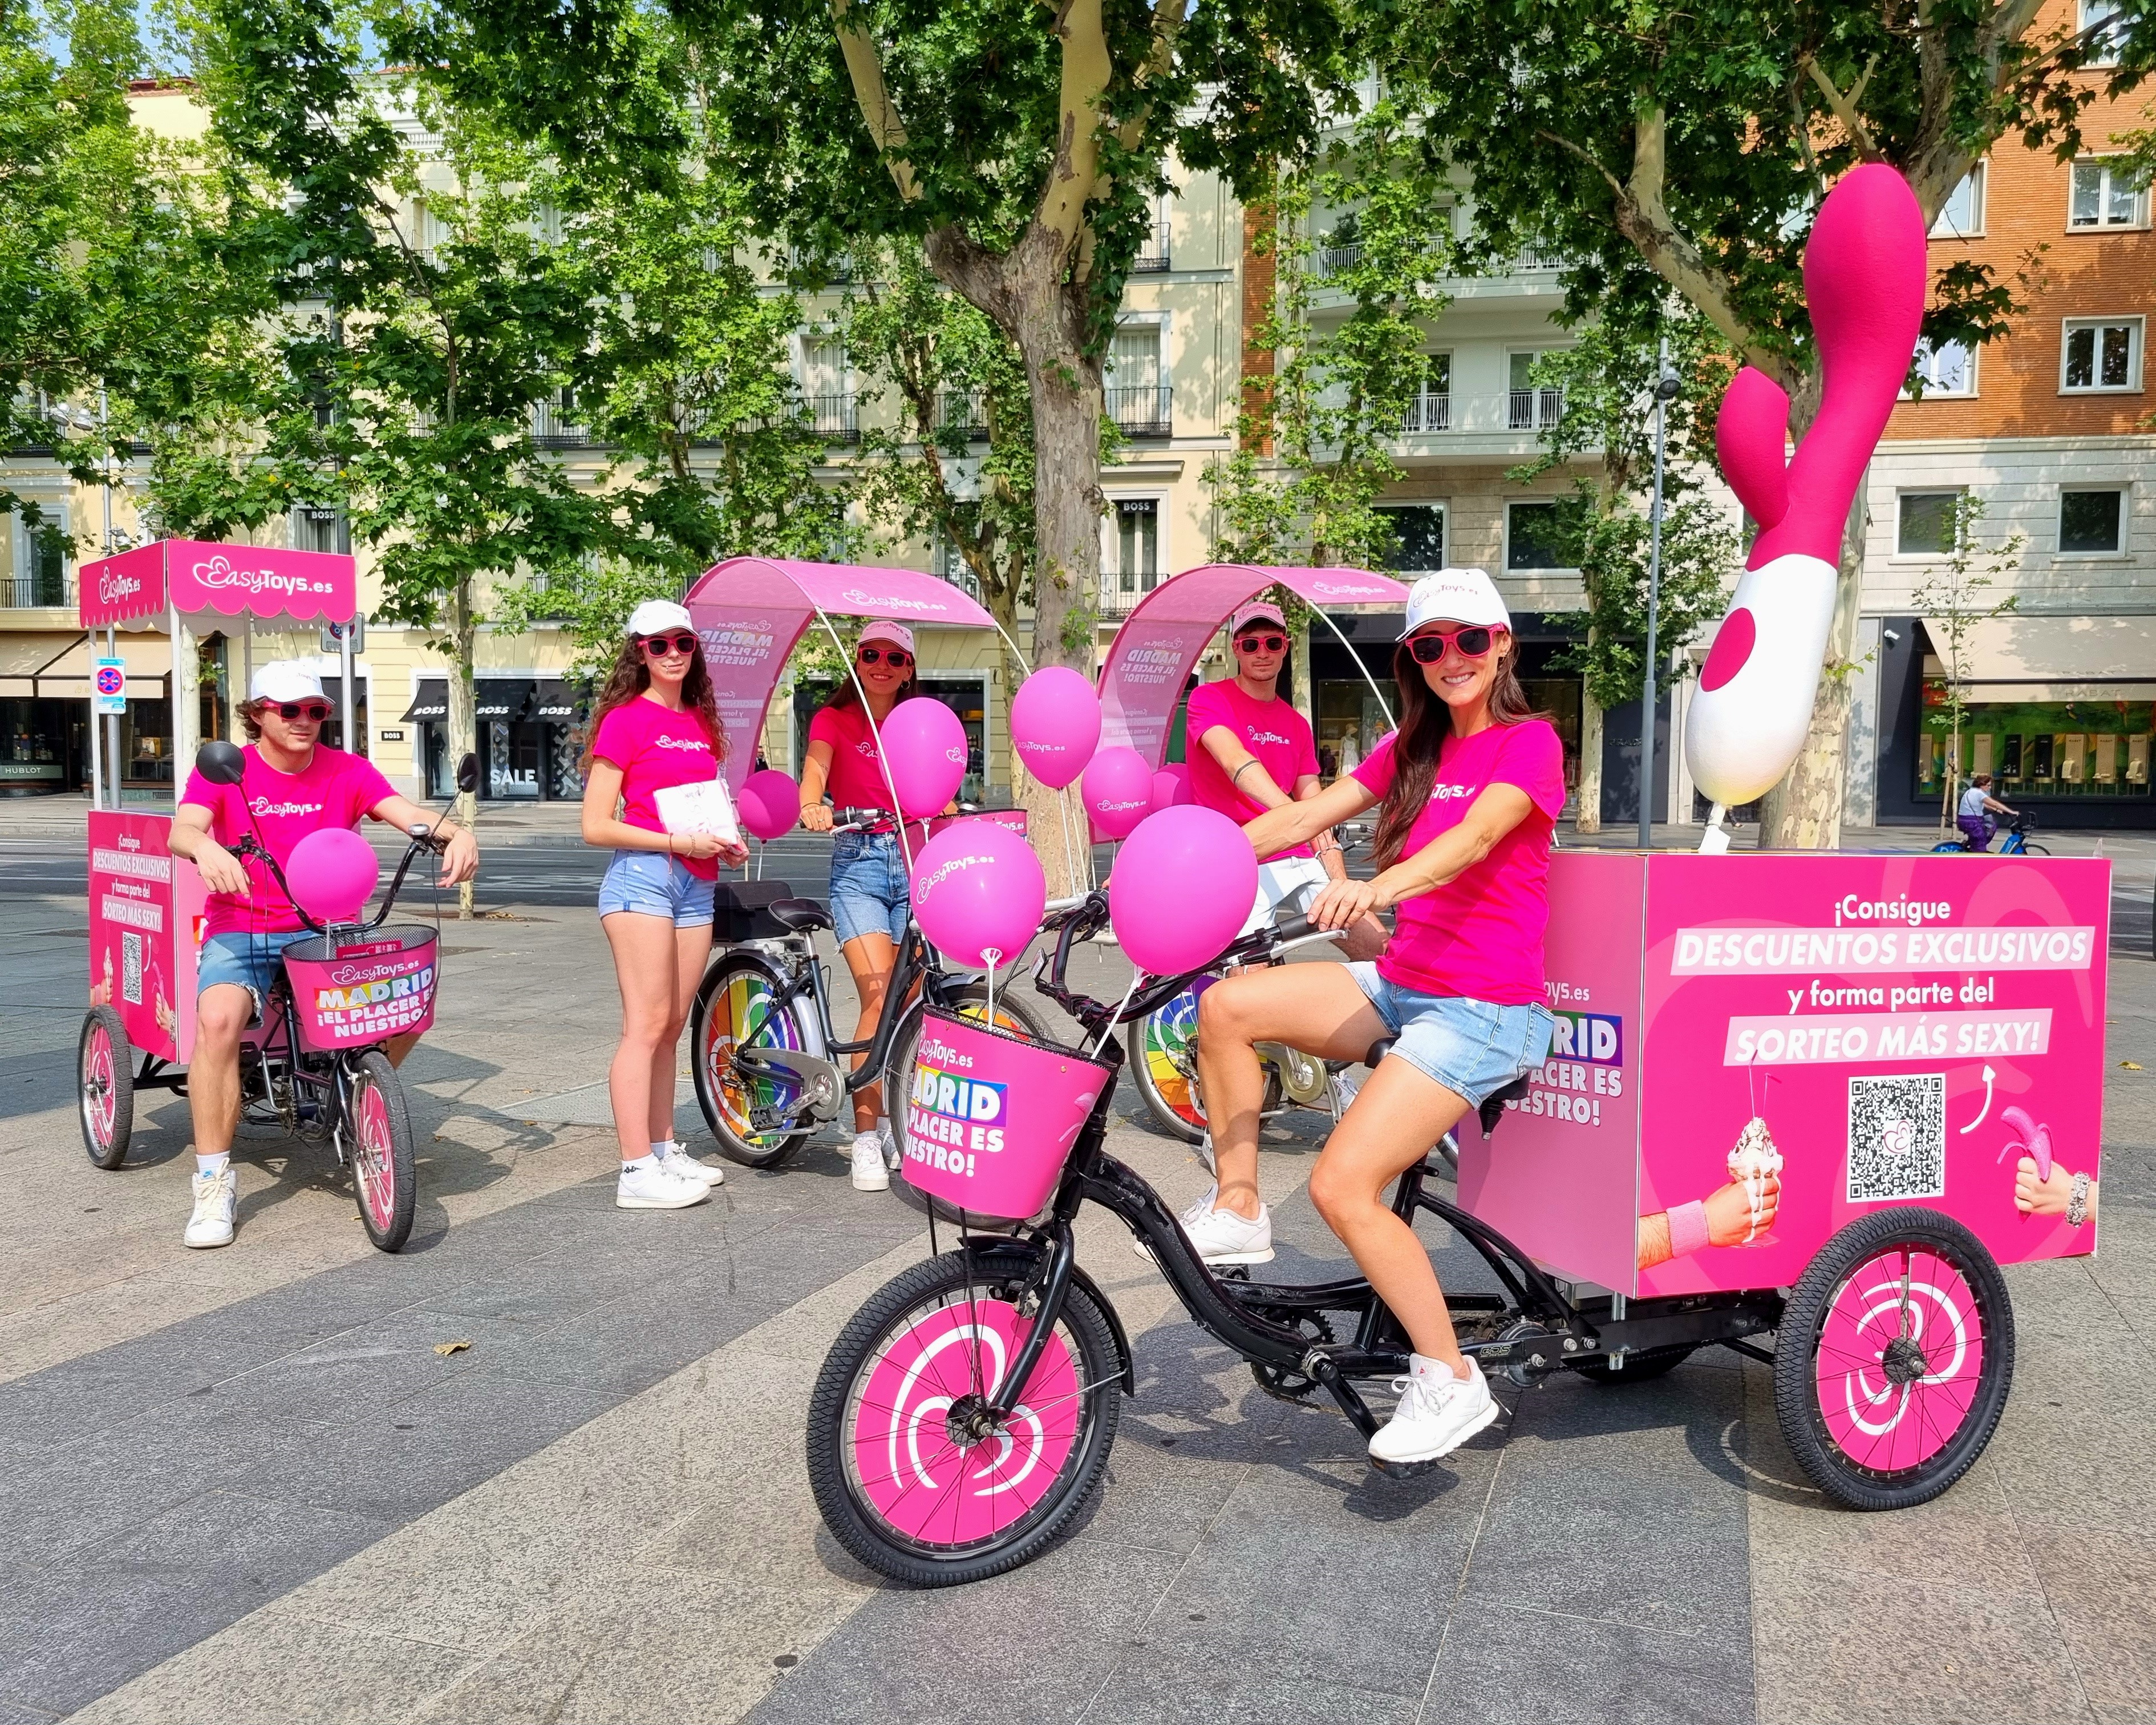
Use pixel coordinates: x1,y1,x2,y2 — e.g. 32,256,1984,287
641,633,700,658
1408,626,1497,663
268,701,333,722
1235,633,1287,654
858,646,913,668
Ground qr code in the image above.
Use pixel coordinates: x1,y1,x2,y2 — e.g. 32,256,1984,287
1847,1074,1946,1202
121,932,143,1006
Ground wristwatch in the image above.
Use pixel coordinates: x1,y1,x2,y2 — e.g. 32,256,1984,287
2067,1171,2091,1226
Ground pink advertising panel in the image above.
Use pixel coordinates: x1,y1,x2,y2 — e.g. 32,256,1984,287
1454,850,1644,1292
682,557,999,793
78,540,356,628
284,930,440,1053
1097,565,1408,767
87,812,205,1064
1634,853,2109,1297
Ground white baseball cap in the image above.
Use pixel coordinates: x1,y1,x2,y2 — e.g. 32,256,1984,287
1229,601,1287,637
249,660,326,704
626,598,695,638
1399,568,1510,638
858,619,915,654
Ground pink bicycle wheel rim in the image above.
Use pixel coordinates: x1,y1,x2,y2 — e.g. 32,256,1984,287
354,1080,396,1229
84,1026,115,1144
849,1295,1081,1549
1814,1247,1984,1473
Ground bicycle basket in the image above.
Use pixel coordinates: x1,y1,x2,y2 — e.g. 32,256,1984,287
281,925,440,1054
900,1006,1110,1220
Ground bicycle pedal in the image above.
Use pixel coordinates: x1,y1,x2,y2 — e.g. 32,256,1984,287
1369,1455,1442,1480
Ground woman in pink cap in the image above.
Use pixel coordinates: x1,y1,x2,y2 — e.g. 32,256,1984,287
797,619,934,1192
1184,569,1562,1471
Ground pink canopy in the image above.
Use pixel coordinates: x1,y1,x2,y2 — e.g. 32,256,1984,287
78,540,357,628
682,557,1001,792
1098,565,1408,767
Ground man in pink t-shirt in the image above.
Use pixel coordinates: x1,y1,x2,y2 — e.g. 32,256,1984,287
1184,602,1385,960
168,661,478,1251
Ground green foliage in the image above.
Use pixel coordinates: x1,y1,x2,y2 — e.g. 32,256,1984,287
1205,98,1452,572
1910,494,2024,824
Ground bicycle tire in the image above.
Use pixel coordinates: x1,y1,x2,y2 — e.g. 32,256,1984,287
348,1050,417,1253
691,950,815,1169
807,1250,1124,1586
2019,843,2049,856
1773,1208,2013,1511
1128,981,1211,1144
79,1007,135,1170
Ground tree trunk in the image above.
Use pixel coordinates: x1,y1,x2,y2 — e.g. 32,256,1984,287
1758,479,1867,851
447,581,479,920
1574,671,1604,835
1290,617,1314,732
927,221,1105,899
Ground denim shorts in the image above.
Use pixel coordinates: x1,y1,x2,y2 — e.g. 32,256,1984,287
197,928,313,1020
1346,962,1555,1107
829,829,910,947
598,849,717,927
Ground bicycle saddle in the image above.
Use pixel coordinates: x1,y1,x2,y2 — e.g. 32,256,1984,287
1363,1036,1396,1069
1478,1074,1531,1137
766,898,834,933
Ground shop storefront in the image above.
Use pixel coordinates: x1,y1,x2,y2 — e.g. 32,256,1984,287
0,632,190,796
1877,614,2156,829
406,675,589,801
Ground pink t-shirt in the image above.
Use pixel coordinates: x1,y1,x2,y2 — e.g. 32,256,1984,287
180,744,396,937
1185,679,1321,860
1349,719,1566,1006
591,695,726,881
808,702,897,812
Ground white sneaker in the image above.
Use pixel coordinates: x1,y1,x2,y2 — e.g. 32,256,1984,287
1135,1184,1274,1266
1330,1072,1362,1119
657,1141,723,1188
881,1125,901,1171
616,1159,710,1210
850,1130,891,1192
1369,1355,1498,1465
184,1167,237,1249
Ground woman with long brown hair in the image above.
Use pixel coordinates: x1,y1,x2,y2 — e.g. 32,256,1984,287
1182,569,1563,1468
581,600,748,1210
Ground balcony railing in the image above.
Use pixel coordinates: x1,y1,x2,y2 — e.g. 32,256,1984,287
1132,220,1173,273
1317,241,1364,276
1507,386,1566,431
2,572,74,609
1097,570,1161,617
1105,383,1172,438
938,389,988,441
804,391,859,444
1401,390,1450,434
530,399,592,447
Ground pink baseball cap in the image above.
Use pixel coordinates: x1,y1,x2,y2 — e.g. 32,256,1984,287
1229,602,1287,638
858,619,915,654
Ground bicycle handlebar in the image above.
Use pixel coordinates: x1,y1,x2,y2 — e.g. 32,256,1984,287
232,824,445,937
1032,892,1322,1035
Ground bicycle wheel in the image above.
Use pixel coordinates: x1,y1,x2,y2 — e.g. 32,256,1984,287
2020,843,2050,856
883,982,1049,1171
691,950,814,1169
807,1250,1124,1586
348,1050,416,1253
79,1007,134,1170
1773,1208,2013,1511
1128,978,1213,1144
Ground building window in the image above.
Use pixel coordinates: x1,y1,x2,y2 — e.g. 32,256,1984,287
2080,0,2125,66
797,337,856,442
6,505,70,607
2060,488,2126,554
2061,318,2143,392
1132,194,1172,272
1376,504,1446,571
2069,160,2149,229
1507,351,1564,430
292,505,343,554
1108,497,1160,601
1931,165,1986,238
1904,338,1977,399
1107,325,1170,436
1919,700,2155,801
1402,354,1452,432
1505,500,1569,570
1897,490,1965,556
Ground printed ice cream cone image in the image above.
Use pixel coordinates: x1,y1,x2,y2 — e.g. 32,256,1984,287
1727,1116,1784,1244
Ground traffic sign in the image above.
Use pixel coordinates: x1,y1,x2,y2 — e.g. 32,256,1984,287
92,658,127,714
321,618,365,654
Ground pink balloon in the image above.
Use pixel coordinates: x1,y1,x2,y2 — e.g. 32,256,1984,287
289,828,380,925
1150,763,1192,809
878,697,968,820
1082,746,1154,840
741,768,800,842
910,816,1048,970
1108,805,1257,977
1011,666,1100,790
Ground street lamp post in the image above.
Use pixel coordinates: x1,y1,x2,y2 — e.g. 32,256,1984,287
1638,338,1683,851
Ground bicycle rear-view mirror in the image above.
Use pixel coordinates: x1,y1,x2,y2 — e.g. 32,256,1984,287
455,752,479,795
196,740,246,787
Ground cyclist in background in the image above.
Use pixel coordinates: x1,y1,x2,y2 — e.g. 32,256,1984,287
583,601,749,1211
1186,601,1386,962
1956,772,2015,851
169,661,478,1251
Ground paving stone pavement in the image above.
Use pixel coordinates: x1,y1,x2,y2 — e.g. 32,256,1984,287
3,848,2154,1724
